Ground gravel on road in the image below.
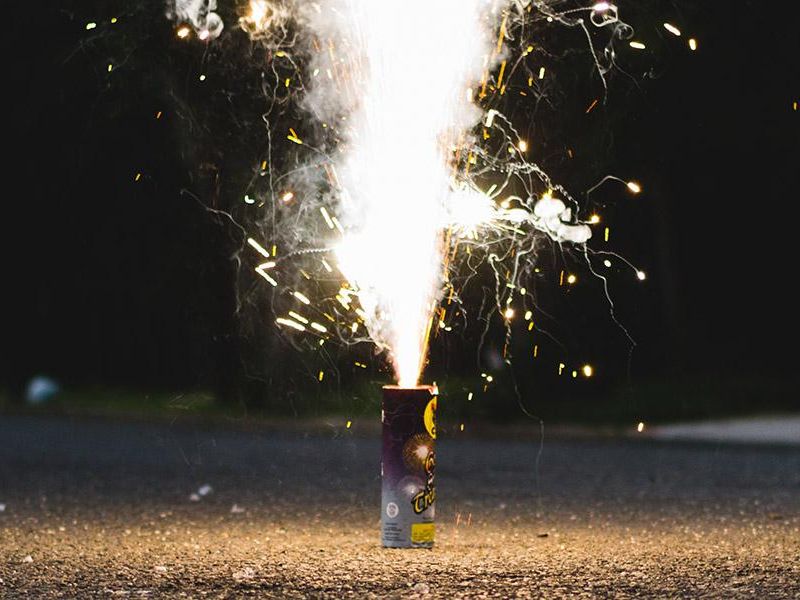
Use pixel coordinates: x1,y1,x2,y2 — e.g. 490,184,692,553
1,416,798,598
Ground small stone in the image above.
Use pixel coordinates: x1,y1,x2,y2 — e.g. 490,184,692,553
230,504,245,514
22,555,33,563
537,532,549,538
197,484,213,497
413,582,430,594
153,565,168,574
232,566,255,581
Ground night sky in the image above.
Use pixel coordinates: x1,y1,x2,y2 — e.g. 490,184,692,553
5,1,798,416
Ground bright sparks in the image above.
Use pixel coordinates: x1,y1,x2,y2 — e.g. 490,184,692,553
231,1,641,390
276,317,305,332
240,0,288,38
330,0,493,387
293,291,311,305
248,0,271,27
247,238,271,258
627,181,642,194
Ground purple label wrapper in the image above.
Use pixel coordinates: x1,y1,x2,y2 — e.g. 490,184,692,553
381,385,437,548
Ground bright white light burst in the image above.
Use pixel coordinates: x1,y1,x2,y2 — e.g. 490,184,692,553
329,0,495,386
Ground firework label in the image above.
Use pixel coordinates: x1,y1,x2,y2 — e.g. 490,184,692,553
381,385,437,548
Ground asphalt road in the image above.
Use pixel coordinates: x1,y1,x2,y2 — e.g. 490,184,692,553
1,416,798,598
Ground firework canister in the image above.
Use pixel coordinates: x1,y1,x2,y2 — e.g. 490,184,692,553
381,385,437,548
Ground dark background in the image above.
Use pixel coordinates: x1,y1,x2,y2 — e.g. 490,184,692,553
4,0,798,422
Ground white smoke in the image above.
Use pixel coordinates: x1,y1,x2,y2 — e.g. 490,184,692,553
532,195,592,244
166,0,224,40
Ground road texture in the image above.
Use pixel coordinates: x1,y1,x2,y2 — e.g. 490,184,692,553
0,415,798,598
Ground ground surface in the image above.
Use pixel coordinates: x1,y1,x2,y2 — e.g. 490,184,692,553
0,415,798,598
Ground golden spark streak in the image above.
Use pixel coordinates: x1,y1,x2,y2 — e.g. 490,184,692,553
287,128,303,144
276,318,305,331
320,207,335,229
247,238,271,258
293,291,311,305
255,266,277,287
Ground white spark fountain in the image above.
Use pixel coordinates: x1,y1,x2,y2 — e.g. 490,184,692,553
311,0,498,386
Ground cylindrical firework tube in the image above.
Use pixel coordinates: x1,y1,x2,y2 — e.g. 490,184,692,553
381,385,437,548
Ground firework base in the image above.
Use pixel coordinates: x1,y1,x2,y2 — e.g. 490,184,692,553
381,385,437,548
